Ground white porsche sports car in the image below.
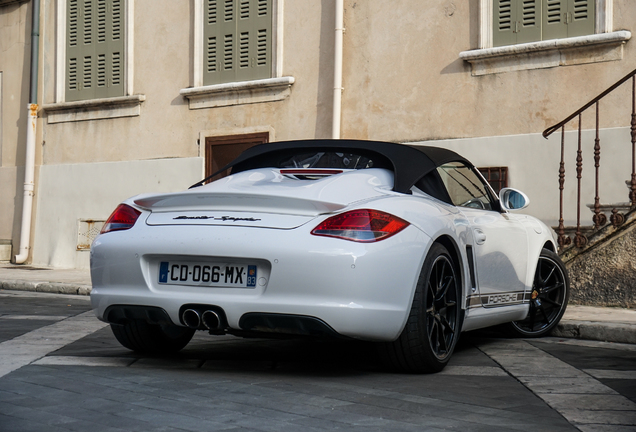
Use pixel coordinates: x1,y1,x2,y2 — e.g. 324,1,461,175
90,140,569,373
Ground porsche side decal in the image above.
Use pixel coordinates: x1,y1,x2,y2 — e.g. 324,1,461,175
466,292,531,309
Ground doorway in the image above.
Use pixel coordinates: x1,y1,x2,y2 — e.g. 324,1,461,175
204,132,269,183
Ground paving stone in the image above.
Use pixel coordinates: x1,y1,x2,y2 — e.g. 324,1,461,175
130,358,204,369
558,409,636,426
518,376,619,394
584,369,636,379
577,426,636,432
529,340,636,370
599,378,636,404
73,397,134,416
0,292,91,316
114,404,236,431
39,404,165,432
541,393,636,411
290,414,448,432
437,365,509,376
0,376,86,403
34,356,135,367
0,413,70,432
0,318,61,343
0,401,81,428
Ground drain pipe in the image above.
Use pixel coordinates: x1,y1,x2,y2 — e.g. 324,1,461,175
332,0,344,139
15,0,40,264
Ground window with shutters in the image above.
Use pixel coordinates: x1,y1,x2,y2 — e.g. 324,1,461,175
493,0,595,47
203,0,272,85
66,0,125,102
43,0,142,123
460,0,629,76
180,0,293,110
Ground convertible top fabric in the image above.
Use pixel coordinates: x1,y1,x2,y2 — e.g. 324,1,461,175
191,139,471,194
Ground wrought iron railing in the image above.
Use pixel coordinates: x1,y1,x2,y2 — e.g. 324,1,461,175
543,67,636,248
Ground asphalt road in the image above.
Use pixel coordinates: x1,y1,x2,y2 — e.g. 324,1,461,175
0,290,634,432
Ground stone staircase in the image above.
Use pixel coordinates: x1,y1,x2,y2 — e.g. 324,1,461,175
557,207,636,308
542,67,636,309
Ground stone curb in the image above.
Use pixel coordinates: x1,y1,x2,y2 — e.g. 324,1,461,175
1,280,91,296
553,320,636,345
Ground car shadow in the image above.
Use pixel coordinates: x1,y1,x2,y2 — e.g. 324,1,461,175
52,325,493,376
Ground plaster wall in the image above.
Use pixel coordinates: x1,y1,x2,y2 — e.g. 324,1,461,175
341,0,636,142
0,1,30,243
0,166,19,242
32,157,203,269
0,0,29,167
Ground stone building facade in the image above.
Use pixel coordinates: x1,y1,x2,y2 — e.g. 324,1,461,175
1,0,634,269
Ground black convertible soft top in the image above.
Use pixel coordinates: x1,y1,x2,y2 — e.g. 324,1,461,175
191,139,471,195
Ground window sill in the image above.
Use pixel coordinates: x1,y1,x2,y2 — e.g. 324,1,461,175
42,95,146,124
460,31,631,76
180,76,295,110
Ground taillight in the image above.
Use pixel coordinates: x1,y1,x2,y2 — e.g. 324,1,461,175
101,204,142,234
311,209,409,242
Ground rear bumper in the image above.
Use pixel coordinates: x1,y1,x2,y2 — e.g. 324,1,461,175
90,223,431,341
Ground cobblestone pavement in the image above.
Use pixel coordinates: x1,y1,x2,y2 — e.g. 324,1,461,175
0,290,634,432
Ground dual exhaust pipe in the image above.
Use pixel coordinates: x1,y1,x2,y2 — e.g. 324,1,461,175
182,309,223,330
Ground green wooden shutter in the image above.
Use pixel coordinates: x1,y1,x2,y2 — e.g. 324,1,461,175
515,0,541,44
567,0,594,38
493,0,540,47
493,0,515,47
203,0,219,84
543,0,594,41
66,0,124,102
542,0,567,40
203,0,271,85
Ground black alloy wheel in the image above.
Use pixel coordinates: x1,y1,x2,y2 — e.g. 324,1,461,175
381,243,461,373
508,249,569,337
426,253,459,362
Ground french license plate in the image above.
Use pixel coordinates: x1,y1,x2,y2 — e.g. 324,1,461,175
158,261,257,288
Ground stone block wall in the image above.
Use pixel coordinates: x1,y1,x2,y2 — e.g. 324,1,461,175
565,220,636,308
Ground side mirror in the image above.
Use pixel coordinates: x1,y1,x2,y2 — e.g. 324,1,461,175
499,188,530,211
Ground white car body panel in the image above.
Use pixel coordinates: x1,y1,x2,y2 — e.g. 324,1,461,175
460,208,530,298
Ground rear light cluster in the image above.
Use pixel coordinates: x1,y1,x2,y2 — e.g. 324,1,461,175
311,209,409,242
101,204,142,234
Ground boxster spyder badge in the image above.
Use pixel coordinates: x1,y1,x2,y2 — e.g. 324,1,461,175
173,215,262,222
91,140,569,373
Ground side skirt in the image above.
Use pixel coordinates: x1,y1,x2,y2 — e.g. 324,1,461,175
461,303,529,332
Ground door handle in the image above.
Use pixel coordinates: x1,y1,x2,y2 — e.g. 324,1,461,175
475,229,486,245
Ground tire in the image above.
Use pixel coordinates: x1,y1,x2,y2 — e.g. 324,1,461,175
506,248,569,338
110,320,195,354
380,243,461,373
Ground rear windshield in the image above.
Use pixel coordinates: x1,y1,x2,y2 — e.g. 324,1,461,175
279,152,375,170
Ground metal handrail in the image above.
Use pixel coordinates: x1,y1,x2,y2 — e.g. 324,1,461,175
542,67,636,248
543,67,636,138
